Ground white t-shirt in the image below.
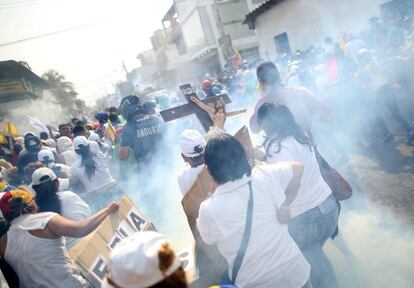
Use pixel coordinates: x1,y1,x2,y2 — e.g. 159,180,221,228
60,150,80,167
177,164,205,197
265,136,332,217
70,155,116,194
59,191,91,248
47,163,71,178
5,212,87,288
197,163,310,288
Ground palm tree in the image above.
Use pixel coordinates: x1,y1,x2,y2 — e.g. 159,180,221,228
42,69,78,112
42,69,74,92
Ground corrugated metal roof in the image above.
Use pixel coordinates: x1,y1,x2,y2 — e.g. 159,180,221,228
243,0,286,29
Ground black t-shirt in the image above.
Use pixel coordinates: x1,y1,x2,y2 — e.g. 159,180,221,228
121,115,165,164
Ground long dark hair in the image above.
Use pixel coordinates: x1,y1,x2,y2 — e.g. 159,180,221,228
33,178,61,215
75,144,97,179
257,103,313,157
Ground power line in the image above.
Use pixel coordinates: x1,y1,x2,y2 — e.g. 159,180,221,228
0,20,107,47
0,0,68,9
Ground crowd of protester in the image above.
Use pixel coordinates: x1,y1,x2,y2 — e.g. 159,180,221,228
0,14,412,288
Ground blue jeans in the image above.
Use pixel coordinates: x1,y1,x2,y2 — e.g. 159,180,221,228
288,195,339,288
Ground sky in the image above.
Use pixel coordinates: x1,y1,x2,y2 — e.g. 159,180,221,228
0,0,173,105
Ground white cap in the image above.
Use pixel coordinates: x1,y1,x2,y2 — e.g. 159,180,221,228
38,149,55,163
179,129,206,158
32,167,57,186
88,132,100,142
105,232,182,288
73,136,90,150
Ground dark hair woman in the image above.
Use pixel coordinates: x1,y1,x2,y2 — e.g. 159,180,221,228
32,167,91,248
257,102,339,288
257,103,313,158
75,143,97,180
0,188,119,288
33,175,62,214
71,136,117,205
198,133,310,287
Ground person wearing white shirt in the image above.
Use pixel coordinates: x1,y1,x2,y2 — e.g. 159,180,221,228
31,167,91,249
70,136,116,195
38,149,71,178
177,129,206,197
56,136,80,167
197,133,311,288
256,103,339,288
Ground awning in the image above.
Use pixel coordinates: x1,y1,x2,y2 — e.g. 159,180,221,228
243,0,286,30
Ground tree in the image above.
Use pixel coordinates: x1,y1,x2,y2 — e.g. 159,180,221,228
42,69,74,92
42,69,79,113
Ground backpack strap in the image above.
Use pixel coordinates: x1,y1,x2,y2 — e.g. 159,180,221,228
231,181,254,283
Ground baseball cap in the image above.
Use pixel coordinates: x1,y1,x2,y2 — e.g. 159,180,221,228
38,149,55,163
73,136,90,150
104,231,182,288
179,129,206,158
88,132,100,142
32,167,57,186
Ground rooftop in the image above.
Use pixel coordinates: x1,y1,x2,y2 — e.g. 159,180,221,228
0,60,48,87
243,0,286,29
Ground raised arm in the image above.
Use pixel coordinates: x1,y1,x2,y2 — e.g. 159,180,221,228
226,108,247,117
47,202,119,238
191,97,215,114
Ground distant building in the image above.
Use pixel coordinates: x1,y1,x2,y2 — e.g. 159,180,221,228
174,0,260,77
243,0,405,60
0,60,48,118
133,49,159,87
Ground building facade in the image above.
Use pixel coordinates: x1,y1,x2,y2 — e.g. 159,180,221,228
243,0,395,60
0,60,48,118
174,0,260,77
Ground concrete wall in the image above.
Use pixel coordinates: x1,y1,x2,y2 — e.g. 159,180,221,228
254,0,389,59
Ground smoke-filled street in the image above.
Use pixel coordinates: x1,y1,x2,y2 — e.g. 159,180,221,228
1,0,414,288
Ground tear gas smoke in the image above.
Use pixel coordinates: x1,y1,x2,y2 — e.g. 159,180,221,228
6,91,66,134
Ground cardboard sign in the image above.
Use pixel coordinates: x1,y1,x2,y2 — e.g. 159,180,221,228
69,196,196,287
234,125,255,167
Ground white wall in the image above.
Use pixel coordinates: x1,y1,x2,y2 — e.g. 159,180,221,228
255,0,389,59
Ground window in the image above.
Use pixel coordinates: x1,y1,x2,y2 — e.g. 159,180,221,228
274,32,291,55
181,10,206,52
